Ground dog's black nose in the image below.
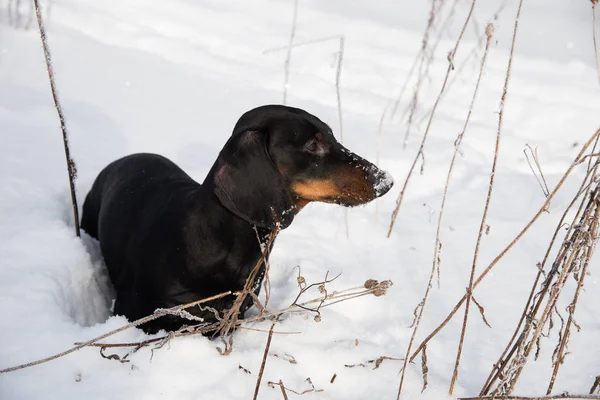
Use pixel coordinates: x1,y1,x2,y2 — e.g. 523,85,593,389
372,167,394,198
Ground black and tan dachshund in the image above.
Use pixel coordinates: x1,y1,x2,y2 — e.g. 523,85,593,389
81,105,394,333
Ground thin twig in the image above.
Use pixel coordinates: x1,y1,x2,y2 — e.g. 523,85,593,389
546,204,599,393
590,376,600,394
408,127,600,365
253,323,275,400
484,183,599,395
216,225,280,355
495,186,600,395
33,0,80,237
395,20,494,400
72,280,392,351
449,23,498,395
480,158,600,395
0,291,231,374
387,0,479,238
524,145,550,198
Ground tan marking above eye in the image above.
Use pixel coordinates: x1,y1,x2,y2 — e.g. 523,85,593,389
291,180,341,201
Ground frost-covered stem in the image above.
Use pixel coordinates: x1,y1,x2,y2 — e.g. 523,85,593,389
387,0,478,239
253,323,275,400
501,189,600,395
396,22,493,400
547,204,598,394
408,127,600,365
480,145,600,395
448,23,497,395
33,0,80,237
0,291,231,374
283,0,298,105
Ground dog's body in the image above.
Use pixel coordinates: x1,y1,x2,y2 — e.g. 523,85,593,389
81,105,393,333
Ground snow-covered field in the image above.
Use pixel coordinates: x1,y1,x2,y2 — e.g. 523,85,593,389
1,0,599,399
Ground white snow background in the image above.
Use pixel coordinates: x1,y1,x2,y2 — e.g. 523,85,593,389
1,0,600,399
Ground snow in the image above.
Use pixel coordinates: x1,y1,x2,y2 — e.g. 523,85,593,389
1,0,600,399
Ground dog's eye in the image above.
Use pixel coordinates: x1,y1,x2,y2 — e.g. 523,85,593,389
305,139,319,154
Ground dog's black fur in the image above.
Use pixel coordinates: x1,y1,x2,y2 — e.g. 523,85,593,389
81,105,393,333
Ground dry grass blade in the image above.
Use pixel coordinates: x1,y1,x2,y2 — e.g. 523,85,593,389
408,126,600,366
449,20,504,396
471,296,492,328
395,16,493,400
0,291,231,374
253,323,275,400
387,0,479,238
33,0,80,238
524,145,550,198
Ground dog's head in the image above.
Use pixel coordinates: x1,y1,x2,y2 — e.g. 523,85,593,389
207,105,394,230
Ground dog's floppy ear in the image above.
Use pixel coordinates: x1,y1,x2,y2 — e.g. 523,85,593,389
210,129,294,230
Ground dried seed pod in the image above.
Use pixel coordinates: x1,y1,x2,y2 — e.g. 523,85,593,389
364,279,378,289
297,276,306,286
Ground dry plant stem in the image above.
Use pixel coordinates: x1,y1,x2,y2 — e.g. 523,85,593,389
76,281,390,351
414,0,509,129
480,167,597,395
499,187,600,395
253,323,275,400
484,194,596,396
254,226,274,312
408,127,600,365
387,0,478,238
276,380,290,400
33,0,80,237
480,136,600,394
390,0,436,123
480,134,600,395
449,23,496,396
459,395,600,400
546,204,598,394
505,198,597,392
283,0,298,105
0,291,231,374
216,226,279,355
591,376,600,394
593,2,600,85
395,23,493,400
524,145,550,197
